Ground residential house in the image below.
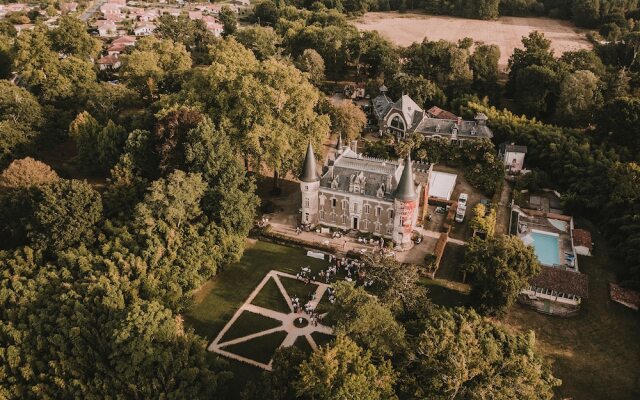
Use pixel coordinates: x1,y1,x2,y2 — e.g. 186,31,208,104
96,20,118,37
97,54,121,70
371,86,493,142
609,283,640,311
101,3,122,18
499,143,527,173
60,2,78,13
134,22,156,36
111,35,137,46
202,16,223,37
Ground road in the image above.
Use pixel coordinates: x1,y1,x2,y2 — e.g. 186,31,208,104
80,0,107,22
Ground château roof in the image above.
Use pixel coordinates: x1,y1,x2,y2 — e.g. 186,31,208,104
300,142,319,183
394,155,418,201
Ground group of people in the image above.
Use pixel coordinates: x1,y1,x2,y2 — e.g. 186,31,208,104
291,294,321,327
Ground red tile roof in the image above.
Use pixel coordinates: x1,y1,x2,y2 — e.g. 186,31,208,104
427,106,458,120
573,229,592,250
609,283,640,311
529,266,589,298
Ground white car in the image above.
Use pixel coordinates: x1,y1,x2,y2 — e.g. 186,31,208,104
455,204,466,223
458,193,468,206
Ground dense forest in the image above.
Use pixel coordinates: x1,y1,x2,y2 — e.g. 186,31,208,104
0,1,639,398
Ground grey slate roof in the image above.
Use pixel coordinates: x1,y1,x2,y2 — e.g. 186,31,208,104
372,94,393,120
300,142,319,182
394,155,418,201
320,149,401,200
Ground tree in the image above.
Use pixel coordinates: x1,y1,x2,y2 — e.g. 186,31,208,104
468,203,496,237
155,14,216,64
560,49,605,76
507,31,557,94
241,347,307,400
406,307,560,399
252,0,279,26
557,70,602,126
386,74,447,108
462,235,541,315
0,80,44,128
328,100,366,141
361,254,429,316
0,34,14,79
0,157,59,188
332,281,407,360
597,97,640,159
295,49,325,85
219,6,238,37
28,179,103,252
120,37,192,99
235,26,282,60
49,15,101,60
470,44,500,100
69,112,128,174
514,64,559,117
0,121,37,170
295,334,398,400
572,0,601,28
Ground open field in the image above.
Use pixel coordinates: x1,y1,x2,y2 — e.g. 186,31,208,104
353,12,591,67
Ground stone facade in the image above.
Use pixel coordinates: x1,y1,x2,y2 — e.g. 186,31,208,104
299,142,430,249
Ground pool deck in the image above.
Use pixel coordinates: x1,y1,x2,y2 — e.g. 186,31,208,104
511,206,578,271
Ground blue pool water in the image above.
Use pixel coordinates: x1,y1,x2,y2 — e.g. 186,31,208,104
531,231,560,266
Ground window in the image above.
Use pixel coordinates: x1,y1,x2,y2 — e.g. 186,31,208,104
363,219,369,229
375,222,381,232
331,198,337,208
319,196,325,206
305,198,310,208
364,204,370,214
305,185,308,190
390,115,405,133
375,207,381,217
342,200,348,209
388,209,394,219
319,210,325,220
341,215,347,225
386,225,393,234
353,203,359,213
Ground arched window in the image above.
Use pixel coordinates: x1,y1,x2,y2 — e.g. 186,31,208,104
389,115,405,134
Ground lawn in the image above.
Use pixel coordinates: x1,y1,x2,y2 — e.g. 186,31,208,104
431,232,640,400
185,240,331,399
219,311,282,343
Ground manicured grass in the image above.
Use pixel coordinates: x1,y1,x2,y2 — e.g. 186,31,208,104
222,331,288,365
311,332,334,349
185,240,331,400
219,311,283,343
293,336,314,355
278,276,319,305
250,276,291,314
185,240,329,339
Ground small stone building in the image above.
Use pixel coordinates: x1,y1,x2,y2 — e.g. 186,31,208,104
499,143,527,173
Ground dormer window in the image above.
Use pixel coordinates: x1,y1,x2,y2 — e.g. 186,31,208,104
435,124,440,133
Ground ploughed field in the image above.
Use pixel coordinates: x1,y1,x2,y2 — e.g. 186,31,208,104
353,12,592,67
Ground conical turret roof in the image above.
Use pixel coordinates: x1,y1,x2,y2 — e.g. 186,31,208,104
300,142,319,182
395,154,417,201
336,134,343,150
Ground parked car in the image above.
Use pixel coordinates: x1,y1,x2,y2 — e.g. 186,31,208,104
455,204,467,223
458,193,468,206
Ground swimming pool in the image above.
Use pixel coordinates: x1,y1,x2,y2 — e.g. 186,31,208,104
530,230,560,266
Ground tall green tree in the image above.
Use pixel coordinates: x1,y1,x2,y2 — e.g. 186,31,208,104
557,69,603,126
219,6,238,37
406,307,560,399
295,334,398,400
28,179,103,252
49,15,101,60
462,235,541,315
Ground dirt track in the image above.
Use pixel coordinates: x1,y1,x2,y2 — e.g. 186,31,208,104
353,12,592,68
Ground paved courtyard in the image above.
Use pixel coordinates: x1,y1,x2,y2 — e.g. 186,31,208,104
208,270,333,371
